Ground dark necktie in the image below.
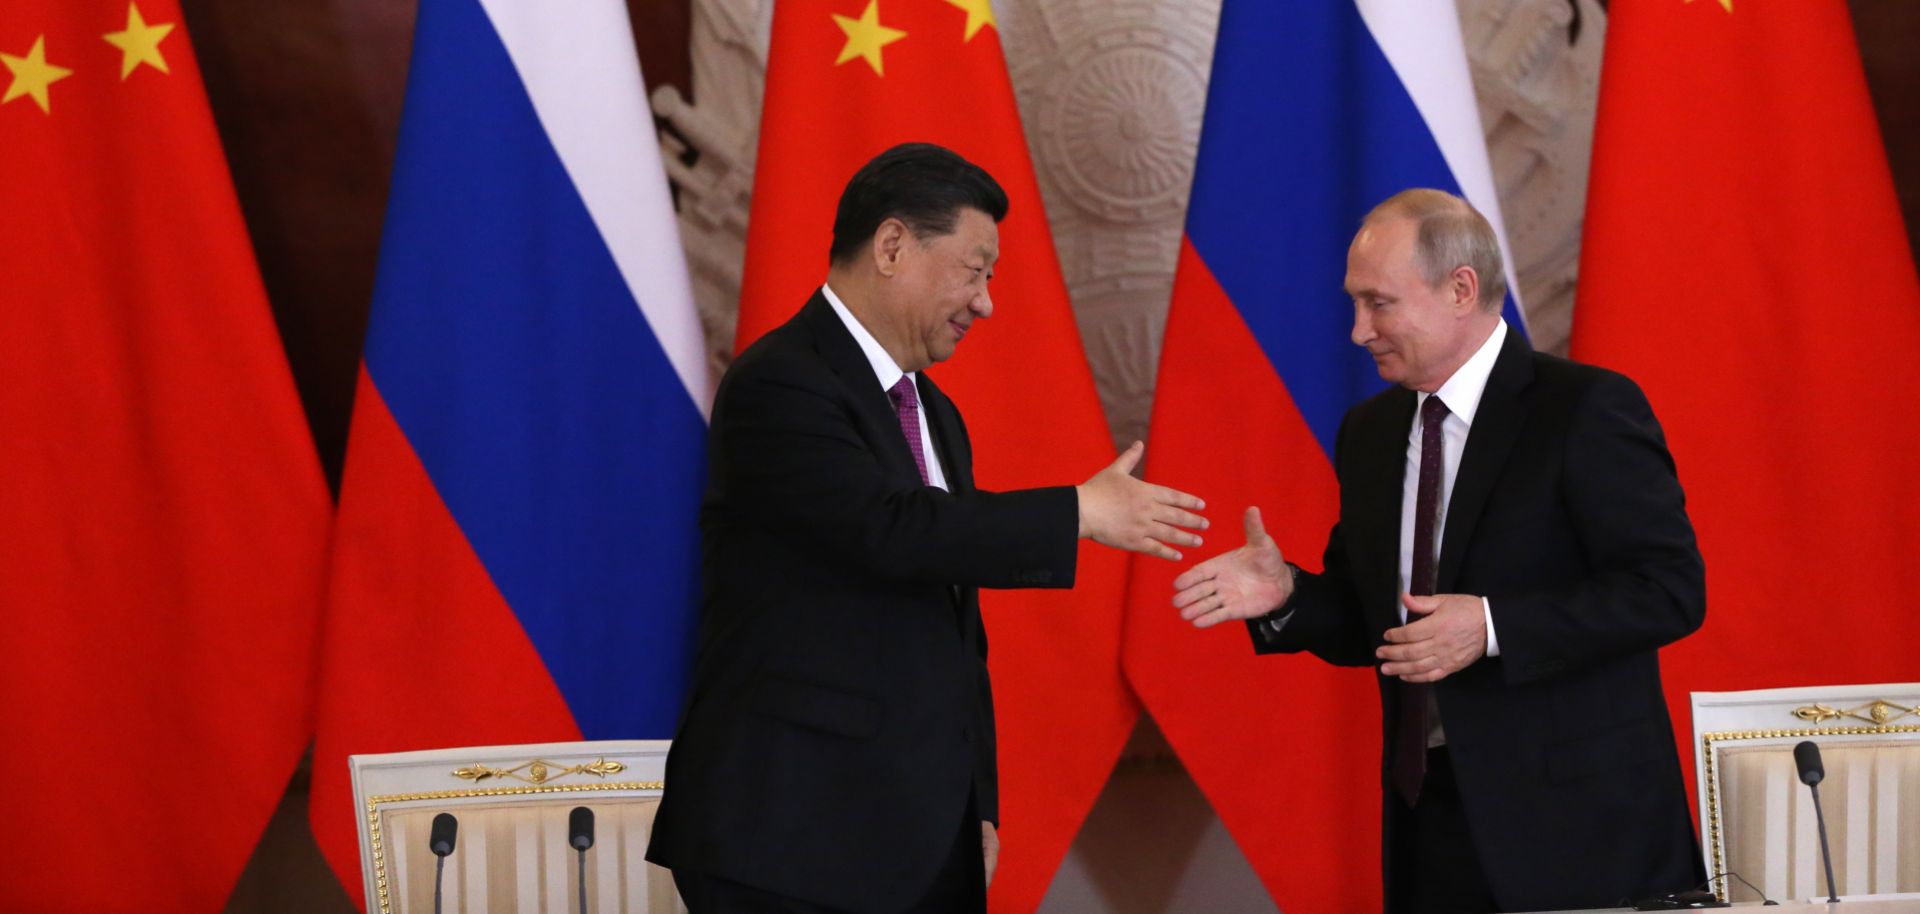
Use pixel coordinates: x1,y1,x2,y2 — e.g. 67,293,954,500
1394,394,1450,806
888,376,930,485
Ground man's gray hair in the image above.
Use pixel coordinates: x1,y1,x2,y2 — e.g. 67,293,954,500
1365,189,1507,312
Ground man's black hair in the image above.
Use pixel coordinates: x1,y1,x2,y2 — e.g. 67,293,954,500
828,143,1009,266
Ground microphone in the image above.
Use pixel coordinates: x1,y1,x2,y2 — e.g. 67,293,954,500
429,812,459,857
429,812,458,914
569,806,595,914
1793,741,1840,903
569,806,595,850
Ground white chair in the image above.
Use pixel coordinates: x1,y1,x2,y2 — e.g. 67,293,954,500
349,740,685,914
1691,683,1920,903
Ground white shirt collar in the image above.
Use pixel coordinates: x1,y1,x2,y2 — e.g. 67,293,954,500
822,283,909,393
1421,319,1507,426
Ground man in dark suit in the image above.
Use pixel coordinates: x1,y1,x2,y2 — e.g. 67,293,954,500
648,143,1207,914
1173,189,1705,913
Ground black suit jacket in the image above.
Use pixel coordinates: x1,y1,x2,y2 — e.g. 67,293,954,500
647,292,1079,913
1251,328,1706,911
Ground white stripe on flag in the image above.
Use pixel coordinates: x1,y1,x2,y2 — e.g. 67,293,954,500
477,0,713,417
1354,0,1527,324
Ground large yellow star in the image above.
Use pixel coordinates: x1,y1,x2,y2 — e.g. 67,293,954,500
103,3,176,79
941,0,997,42
832,0,907,76
1683,0,1733,12
1,36,74,114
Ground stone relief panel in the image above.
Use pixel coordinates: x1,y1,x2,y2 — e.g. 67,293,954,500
997,0,1221,452
1458,0,1607,355
649,0,773,384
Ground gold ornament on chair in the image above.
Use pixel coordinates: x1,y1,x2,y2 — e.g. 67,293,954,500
451,756,628,784
1791,699,1919,728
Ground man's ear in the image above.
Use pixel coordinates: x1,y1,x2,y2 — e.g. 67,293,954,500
1448,264,1481,314
872,217,910,277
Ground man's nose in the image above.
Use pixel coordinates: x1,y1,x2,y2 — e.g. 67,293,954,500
972,286,993,318
1350,305,1372,346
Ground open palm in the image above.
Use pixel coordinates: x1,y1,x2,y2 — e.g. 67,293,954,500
1172,506,1292,628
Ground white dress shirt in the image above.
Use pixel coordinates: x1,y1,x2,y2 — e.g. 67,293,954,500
1401,320,1507,748
1398,319,1505,659
822,284,949,491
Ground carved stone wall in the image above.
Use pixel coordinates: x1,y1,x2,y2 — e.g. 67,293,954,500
649,0,772,382
1461,0,1607,355
995,0,1221,449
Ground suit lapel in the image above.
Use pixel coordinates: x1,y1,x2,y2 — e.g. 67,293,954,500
915,373,974,628
800,293,925,486
1437,328,1534,593
917,374,972,493
1356,388,1417,633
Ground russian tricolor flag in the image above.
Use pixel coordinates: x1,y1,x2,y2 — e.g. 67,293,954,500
307,0,708,900
1121,1,1523,908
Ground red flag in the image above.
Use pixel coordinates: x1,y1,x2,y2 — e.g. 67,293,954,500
1574,0,1920,803
1125,246,1379,913
0,1,331,909
739,2,1137,908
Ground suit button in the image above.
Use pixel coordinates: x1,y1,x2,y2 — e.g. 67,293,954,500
961,727,973,744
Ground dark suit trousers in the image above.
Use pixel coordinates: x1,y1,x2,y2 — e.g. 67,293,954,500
674,795,984,914
1387,748,1500,914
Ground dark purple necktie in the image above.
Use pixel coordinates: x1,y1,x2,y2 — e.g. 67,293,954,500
888,376,930,485
1394,394,1450,806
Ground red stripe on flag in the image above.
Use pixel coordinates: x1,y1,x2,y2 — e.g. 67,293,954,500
309,372,583,906
1125,240,1381,911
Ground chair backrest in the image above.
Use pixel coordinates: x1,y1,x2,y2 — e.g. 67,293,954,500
1691,683,1920,903
349,740,683,914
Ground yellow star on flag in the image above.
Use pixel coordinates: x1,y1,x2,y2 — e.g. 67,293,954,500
832,0,907,76
1,35,74,114
103,3,176,79
1683,0,1733,12
941,0,997,41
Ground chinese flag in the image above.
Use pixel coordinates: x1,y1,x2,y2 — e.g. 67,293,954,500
739,1,1137,909
1574,0,1920,797
0,2,331,910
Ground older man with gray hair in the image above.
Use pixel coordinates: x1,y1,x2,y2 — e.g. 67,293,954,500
1173,189,1706,912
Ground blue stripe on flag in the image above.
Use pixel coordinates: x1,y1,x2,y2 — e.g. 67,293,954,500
1186,0,1524,455
363,0,704,738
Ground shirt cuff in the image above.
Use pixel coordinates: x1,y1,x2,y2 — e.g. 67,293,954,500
1481,597,1500,657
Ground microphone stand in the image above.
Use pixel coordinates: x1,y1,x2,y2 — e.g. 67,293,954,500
1809,779,1840,904
577,846,588,914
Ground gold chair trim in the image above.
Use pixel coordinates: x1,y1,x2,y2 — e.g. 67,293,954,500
1699,722,1920,902
451,756,628,785
1793,700,1919,727
364,779,665,914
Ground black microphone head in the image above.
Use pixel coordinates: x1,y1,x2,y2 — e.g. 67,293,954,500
429,812,459,857
568,806,595,851
1793,740,1825,786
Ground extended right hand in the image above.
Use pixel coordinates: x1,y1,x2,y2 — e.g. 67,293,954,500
1172,506,1293,628
1075,441,1208,561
